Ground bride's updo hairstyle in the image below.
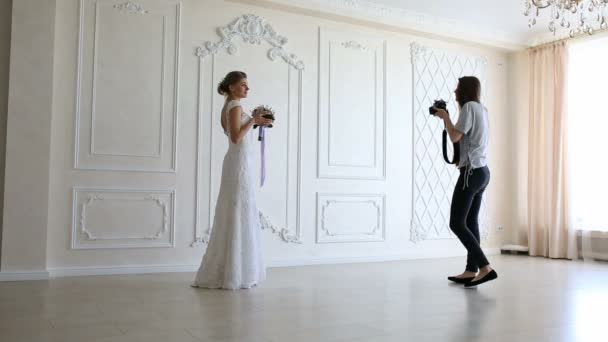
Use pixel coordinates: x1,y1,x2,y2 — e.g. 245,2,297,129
217,71,247,96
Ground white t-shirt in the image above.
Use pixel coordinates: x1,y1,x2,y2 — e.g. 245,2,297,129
454,101,489,169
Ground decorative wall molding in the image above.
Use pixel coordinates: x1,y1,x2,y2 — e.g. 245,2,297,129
195,14,304,70
321,201,381,235
74,0,181,172
341,40,367,50
409,42,427,62
410,222,427,243
113,1,148,14
193,15,305,246
410,42,488,69
316,193,385,243
88,14,167,159
409,42,489,243
317,27,386,180
260,211,302,243
79,195,169,241
72,187,176,249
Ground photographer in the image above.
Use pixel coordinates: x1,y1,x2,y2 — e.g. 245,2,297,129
432,76,497,287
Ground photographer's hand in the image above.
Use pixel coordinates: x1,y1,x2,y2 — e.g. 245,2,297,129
433,108,449,120
432,108,463,143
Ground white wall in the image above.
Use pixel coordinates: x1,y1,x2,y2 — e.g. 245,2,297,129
507,50,530,247
2,0,517,278
1,0,56,276
0,0,13,260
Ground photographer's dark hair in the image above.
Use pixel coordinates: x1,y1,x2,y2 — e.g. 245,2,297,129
455,76,481,108
217,71,247,96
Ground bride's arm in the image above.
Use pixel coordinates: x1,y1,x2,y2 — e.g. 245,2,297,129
228,107,271,144
228,107,254,144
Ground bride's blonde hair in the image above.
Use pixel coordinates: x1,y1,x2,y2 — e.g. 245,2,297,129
217,71,247,97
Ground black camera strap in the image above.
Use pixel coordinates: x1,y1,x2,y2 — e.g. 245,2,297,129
442,129,460,165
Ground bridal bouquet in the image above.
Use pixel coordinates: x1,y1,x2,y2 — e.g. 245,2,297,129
253,105,275,129
253,105,275,187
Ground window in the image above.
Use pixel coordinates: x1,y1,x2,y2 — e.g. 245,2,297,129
568,37,608,232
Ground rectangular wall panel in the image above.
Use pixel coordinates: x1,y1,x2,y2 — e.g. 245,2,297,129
74,0,180,172
72,187,175,249
317,193,385,243
318,28,386,180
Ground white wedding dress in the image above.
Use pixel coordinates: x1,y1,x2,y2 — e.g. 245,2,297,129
193,100,266,290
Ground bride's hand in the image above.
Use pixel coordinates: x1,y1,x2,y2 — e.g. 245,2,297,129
252,110,263,123
252,111,273,126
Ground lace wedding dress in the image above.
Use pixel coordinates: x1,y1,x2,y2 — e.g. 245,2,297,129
193,100,266,289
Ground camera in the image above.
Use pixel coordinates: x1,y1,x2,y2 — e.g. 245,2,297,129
428,99,460,165
429,99,448,115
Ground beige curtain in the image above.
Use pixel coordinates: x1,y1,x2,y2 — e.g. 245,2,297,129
528,42,576,259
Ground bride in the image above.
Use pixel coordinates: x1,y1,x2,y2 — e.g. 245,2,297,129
193,71,273,290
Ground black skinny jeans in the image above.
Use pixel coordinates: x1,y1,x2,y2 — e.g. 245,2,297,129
450,166,490,272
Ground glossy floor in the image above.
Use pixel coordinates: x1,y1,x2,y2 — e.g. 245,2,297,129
0,255,606,342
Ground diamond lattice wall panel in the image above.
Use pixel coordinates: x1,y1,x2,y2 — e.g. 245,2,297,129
410,42,489,243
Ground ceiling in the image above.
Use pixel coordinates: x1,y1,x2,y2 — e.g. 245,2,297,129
241,0,561,48
364,0,549,45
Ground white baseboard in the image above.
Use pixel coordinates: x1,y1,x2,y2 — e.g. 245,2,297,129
0,271,49,281
1,248,501,281
48,264,199,278
581,251,608,261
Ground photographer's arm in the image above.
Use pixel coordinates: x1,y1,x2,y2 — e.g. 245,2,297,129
433,108,463,143
443,117,463,143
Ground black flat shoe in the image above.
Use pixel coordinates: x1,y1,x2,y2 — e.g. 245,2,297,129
448,276,475,284
464,270,498,288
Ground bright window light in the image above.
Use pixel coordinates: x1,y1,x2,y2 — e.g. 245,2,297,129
568,37,608,232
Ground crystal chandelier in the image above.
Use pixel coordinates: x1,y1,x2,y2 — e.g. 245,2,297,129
524,0,608,37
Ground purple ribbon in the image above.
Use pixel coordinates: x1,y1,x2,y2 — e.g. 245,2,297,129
259,126,266,187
